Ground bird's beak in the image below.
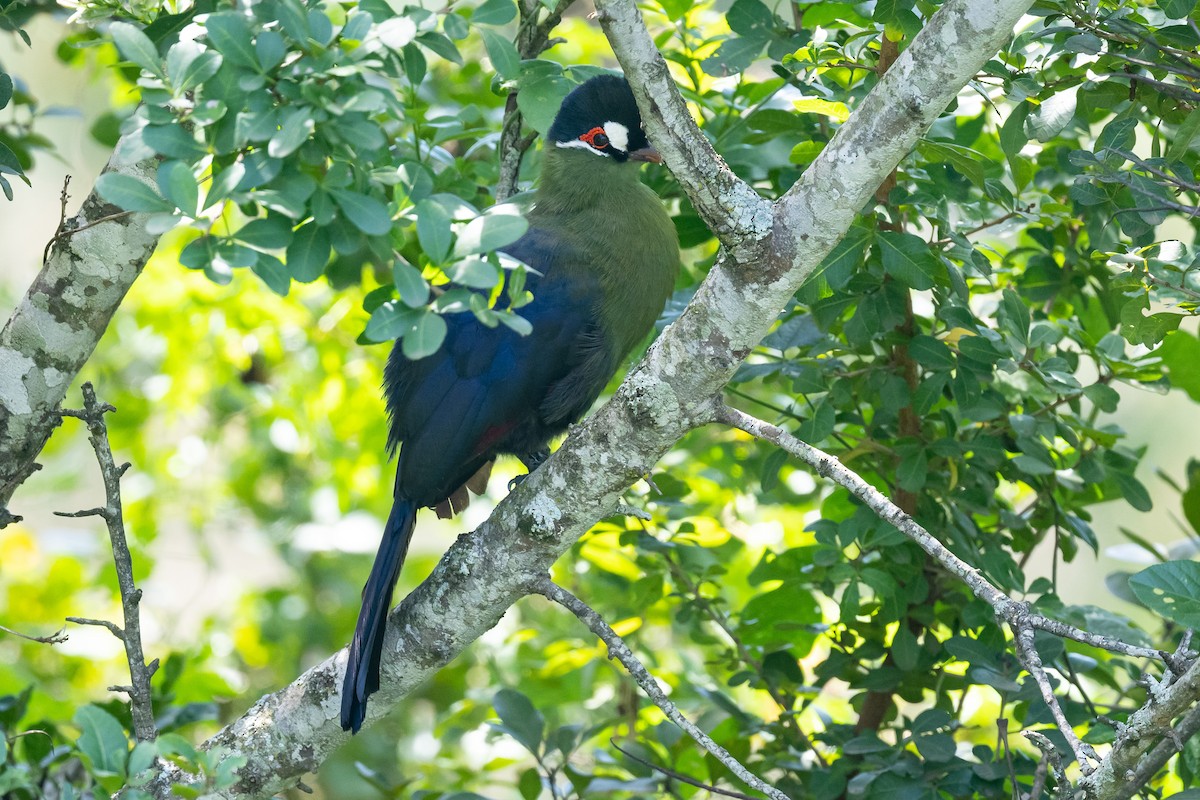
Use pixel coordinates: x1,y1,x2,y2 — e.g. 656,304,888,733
629,147,663,164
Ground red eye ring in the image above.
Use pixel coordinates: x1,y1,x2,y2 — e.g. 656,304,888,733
579,127,610,149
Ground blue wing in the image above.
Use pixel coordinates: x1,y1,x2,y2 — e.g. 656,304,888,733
383,226,615,507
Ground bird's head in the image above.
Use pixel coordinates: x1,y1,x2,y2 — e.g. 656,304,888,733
547,75,662,165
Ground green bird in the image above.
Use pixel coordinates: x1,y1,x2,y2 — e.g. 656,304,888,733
341,73,680,732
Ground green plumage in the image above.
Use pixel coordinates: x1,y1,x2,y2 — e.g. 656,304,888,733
533,145,679,358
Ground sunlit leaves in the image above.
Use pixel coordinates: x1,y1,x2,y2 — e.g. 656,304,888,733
96,173,174,212
515,60,572,134
109,22,164,78
1130,562,1200,627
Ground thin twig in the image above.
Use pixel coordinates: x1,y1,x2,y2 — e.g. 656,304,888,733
610,740,757,800
60,383,157,742
535,576,792,800
661,550,827,764
0,622,68,644
716,404,1167,664
1012,625,1098,771
1022,731,1069,795
67,616,124,637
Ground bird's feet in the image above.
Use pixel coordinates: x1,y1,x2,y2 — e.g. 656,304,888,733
508,448,551,491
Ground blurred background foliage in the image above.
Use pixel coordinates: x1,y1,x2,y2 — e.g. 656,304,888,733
2,0,1200,797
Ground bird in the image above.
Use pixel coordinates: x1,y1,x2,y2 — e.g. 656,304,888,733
340,74,680,733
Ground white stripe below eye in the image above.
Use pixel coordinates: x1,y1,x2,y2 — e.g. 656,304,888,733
555,139,611,157
603,121,629,152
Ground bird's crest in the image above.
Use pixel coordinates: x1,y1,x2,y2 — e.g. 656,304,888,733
548,75,658,163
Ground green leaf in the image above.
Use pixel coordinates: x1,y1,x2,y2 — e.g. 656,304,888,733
1159,0,1196,18
480,29,520,79
1025,85,1078,141
999,288,1030,346
415,198,453,263
446,257,500,289
1162,331,1200,402
74,705,128,776
1166,108,1200,162
268,108,314,158
331,189,393,236
908,335,956,371
403,43,427,85
809,223,871,291
251,253,290,295
727,0,775,36
364,300,418,342
877,231,938,290
204,12,259,69
142,124,207,159
96,173,173,212
236,217,292,249
156,161,199,216
415,31,462,64
255,30,286,72
516,61,571,135
796,401,835,443
0,73,13,111
286,222,331,282
472,0,517,25
1130,561,1200,626
919,141,987,188
739,581,821,646
167,42,222,93
915,733,956,762
402,311,447,359
897,448,928,491
1114,472,1153,512
206,162,245,208
492,689,544,755
455,212,527,256
109,22,164,77
393,258,429,307
701,36,766,77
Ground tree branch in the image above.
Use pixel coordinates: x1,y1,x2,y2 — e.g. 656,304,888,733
535,576,791,800
0,144,160,523
60,382,158,743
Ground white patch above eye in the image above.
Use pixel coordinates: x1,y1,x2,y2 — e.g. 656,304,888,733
555,139,612,157
602,121,630,152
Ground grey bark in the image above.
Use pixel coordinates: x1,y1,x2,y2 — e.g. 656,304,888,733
0,143,159,524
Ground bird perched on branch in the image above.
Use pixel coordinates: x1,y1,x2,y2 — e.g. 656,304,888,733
341,74,680,733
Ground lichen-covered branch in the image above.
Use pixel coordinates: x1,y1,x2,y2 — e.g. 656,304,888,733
535,577,792,800
57,382,158,743
1078,654,1200,800
0,145,160,524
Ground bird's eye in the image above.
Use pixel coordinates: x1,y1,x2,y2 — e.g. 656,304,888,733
579,127,610,150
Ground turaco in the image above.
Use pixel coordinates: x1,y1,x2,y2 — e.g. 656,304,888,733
341,73,680,733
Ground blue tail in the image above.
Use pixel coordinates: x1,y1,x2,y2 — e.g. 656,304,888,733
340,498,417,733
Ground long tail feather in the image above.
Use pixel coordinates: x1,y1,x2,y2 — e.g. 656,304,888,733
340,498,417,733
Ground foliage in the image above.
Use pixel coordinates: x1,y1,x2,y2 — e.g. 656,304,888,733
2,0,1200,797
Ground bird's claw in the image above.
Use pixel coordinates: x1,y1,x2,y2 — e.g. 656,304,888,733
508,473,529,491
